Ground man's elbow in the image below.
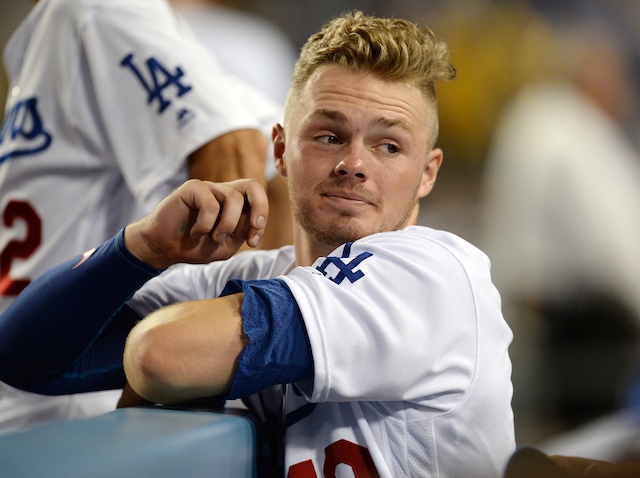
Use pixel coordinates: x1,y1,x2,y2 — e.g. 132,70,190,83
123,327,179,404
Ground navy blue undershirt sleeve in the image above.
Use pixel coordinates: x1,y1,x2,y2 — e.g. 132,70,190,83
0,229,162,394
220,278,313,399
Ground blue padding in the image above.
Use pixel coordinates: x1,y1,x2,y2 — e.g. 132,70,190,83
0,407,257,477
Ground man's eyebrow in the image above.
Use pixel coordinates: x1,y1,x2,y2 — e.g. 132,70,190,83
310,108,348,123
373,116,412,133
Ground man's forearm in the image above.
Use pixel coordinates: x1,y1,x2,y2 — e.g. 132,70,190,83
0,229,161,394
123,293,248,405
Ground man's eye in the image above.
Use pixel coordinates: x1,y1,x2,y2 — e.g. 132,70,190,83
379,143,400,154
317,135,340,144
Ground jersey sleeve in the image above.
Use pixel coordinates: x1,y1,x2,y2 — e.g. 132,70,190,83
279,228,500,409
78,0,281,212
220,278,313,399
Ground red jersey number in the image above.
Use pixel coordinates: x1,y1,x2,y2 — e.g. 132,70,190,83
288,439,380,478
0,200,42,295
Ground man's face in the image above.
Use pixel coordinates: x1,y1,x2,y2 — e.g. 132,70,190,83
274,65,442,248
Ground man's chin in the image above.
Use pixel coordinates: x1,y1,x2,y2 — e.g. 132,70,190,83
297,206,375,246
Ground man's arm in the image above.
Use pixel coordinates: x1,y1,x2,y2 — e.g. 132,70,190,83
124,294,248,404
262,175,293,249
0,179,269,395
122,278,313,406
187,129,268,186
0,231,158,394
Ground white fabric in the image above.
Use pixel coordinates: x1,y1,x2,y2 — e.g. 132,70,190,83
129,226,515,478
0,0,280,433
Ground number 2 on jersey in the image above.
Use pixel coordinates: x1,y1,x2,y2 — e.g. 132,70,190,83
0,200,41,295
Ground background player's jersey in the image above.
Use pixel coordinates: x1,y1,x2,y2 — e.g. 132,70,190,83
129,226,515,478
0,0,281,432
0,0,280,314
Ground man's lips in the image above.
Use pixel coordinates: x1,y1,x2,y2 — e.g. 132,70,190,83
322,190,376,206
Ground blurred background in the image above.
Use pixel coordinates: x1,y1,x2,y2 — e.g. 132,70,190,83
4,0,640,458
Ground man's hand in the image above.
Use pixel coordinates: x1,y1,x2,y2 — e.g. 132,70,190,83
124,179,268,269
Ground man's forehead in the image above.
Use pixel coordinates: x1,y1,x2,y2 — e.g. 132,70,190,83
288,64,431,133
308,107,413,133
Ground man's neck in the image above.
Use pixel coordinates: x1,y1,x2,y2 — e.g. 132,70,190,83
292,227,336,267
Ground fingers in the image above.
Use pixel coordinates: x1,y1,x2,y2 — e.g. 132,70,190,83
185,181,222,238
187,179,269,248
243,181,269,248
125,179,269,269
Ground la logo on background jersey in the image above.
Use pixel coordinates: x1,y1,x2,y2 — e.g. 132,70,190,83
121,52,194,126
0,96,52,165
315,242,372,285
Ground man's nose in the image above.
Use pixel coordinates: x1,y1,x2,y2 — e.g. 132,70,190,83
334,145,367,179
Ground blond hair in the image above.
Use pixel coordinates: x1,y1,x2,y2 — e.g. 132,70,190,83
286,10,456,145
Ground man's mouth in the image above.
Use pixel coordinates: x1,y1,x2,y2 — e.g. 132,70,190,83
322,189,377,208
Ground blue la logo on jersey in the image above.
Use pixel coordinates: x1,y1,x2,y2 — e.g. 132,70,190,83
121,53,194,122
315,242,373,285
0,97,53,165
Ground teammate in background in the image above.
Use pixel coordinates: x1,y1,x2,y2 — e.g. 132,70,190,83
0,11,515,478
0,0,289,433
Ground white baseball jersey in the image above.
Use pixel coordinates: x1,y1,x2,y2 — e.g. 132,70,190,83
0,0,281,432
129,226,515,477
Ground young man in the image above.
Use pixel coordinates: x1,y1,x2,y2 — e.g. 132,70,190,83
0,11,515,477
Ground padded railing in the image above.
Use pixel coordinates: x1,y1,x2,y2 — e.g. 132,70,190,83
0,406,258,477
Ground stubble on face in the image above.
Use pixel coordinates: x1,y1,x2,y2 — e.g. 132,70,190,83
291,176,420,249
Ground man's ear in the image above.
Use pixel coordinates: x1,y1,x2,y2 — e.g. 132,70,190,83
272,124,287,177
418,148,443,199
